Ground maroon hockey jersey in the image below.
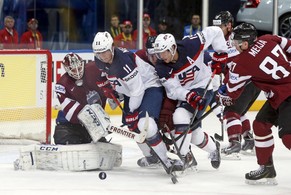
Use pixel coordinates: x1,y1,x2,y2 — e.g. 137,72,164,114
55,61,107,123
227,34,291,109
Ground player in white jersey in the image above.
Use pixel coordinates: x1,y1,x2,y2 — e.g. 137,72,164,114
212,11,261,158
153,26,228,169
92,32,183,173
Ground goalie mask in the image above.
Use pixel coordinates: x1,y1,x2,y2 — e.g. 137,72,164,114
92,31,114,63
62,53,85,86
154,33,176,61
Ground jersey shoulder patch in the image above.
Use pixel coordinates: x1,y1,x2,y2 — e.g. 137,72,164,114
55,84,66,94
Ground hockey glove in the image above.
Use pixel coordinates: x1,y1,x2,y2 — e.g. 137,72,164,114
96,80,118,99
125,110,140,133
217,85,234,106
211,52,228,74
186,91,206,111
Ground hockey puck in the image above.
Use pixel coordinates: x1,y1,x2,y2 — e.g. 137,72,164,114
99,172,107,180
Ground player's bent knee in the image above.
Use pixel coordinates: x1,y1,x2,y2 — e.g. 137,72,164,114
173,107,191,124
253,120,273,137
138,117,157,138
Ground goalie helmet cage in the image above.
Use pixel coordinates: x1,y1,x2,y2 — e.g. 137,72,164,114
0,50,52,144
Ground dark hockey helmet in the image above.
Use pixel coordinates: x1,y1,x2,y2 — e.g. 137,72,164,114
233,22,257,45
146,35,157,55
213,11,234,26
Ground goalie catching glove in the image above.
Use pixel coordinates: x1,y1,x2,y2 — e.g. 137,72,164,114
217,85,234,106
211,52,227,74
186,90,206,111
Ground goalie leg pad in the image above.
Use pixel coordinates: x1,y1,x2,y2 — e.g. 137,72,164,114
78,104,110,143
14,143,122,171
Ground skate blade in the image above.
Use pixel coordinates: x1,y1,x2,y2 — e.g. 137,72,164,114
172,166,198,177
245,178,278,186
241,149,256,156
221,153,241,160
139,163,162,169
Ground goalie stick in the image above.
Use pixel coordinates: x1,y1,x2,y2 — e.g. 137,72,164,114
178,69,217,152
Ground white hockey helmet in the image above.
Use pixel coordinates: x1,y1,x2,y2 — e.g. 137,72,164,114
92,31,114,54
62,53,84,80
154,33,176,58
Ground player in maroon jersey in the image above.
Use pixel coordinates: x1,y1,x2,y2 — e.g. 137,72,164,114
54,53,107,144
212,11,261,158
219,23,291,185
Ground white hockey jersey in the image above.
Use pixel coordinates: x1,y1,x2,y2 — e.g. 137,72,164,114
95,47,161,112
155,26,228,101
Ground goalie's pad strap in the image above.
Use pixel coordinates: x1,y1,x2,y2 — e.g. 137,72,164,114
14,143,122,171
77,104,110,143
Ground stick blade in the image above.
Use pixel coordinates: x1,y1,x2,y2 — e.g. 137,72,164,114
214,133,223,141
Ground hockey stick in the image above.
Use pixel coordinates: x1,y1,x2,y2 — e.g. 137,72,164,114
145,141,178,184
214,74,224,141
110,94,178,183
174,102,220,142
110,93,125,114
107,94,148,143
178,69,217,152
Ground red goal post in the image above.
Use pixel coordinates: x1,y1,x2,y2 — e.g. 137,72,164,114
0,50,52,144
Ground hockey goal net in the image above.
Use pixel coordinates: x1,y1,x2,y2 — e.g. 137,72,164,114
0,50,52,144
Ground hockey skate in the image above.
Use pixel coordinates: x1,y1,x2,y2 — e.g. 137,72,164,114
245,163,278,185
221,140,241,160
176,150,198,176
241,132,255,156
165,158,184,177
137,155,161,168
209,139,221,169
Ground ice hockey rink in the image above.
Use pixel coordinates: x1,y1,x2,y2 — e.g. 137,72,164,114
0,112,290,195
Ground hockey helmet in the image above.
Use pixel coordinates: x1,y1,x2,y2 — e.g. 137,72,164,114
154,33,176,59
213,11,234,26
232,22,257,45
62,53,84,80
92,31,114,54
146,36,157,55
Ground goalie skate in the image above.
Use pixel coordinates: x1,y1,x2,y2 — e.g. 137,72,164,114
245,164,278,185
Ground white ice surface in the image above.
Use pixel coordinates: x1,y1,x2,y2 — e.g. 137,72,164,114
0,112,290,195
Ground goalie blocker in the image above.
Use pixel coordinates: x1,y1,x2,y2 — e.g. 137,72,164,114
14,142,122,171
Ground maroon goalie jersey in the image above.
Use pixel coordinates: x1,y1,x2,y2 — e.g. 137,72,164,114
55,61,107,124
227,34,291,109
